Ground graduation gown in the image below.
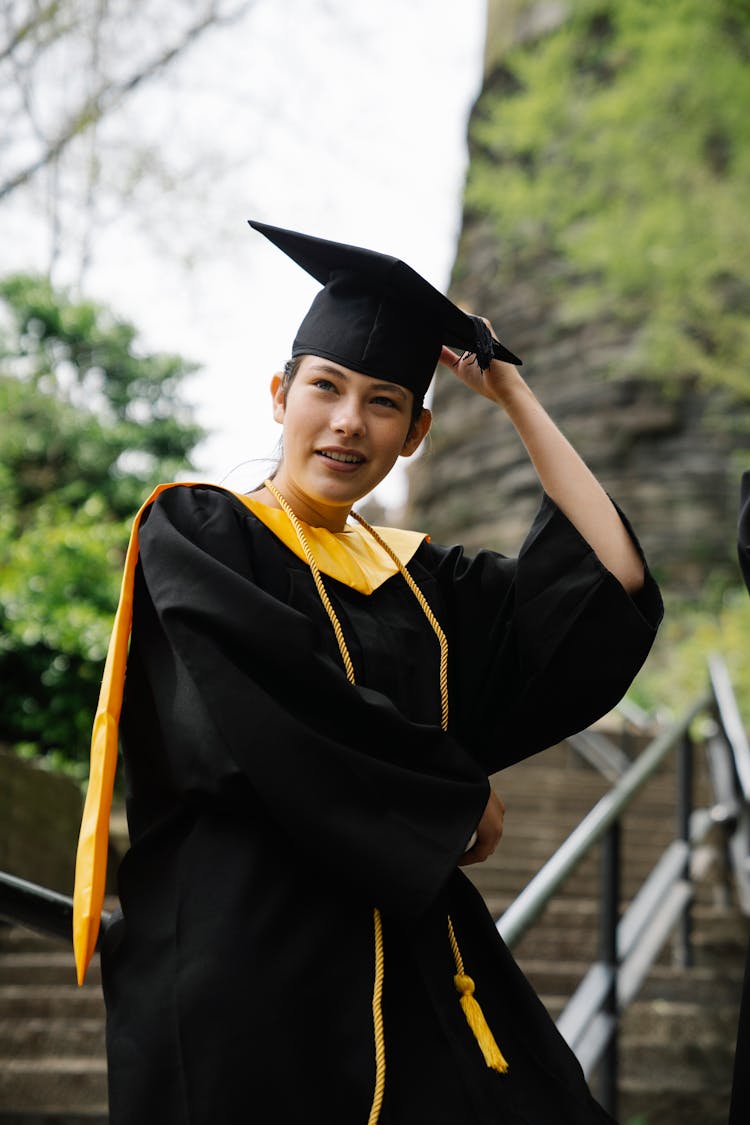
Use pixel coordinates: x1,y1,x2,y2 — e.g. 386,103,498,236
101,484,662,1124
729,470,750,1125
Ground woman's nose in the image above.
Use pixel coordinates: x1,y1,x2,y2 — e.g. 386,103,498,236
331,399,365,436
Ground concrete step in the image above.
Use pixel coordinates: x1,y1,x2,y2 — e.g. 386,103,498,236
0,1116,107,1125
0,1018,105,1059
0,1059,107,1115
0,954,98,989
504,906,750,964
620,997,740,1043
516,959,746,1005
618,1082,731,1125
0,987,105,1021
0,1118,107,1125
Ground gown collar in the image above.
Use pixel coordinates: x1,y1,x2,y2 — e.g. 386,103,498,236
235,493,427,595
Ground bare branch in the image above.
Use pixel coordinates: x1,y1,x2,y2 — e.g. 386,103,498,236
0,0,65,65
0,0,257,201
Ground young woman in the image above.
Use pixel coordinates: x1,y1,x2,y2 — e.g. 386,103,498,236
74,221,662,1124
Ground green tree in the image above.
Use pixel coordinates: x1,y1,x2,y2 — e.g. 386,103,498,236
461,0,750,718
0,274,204,769
467,0,750,397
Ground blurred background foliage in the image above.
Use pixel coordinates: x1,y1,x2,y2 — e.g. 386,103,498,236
468,0,750,399
466,0,750,722
0,275,203,771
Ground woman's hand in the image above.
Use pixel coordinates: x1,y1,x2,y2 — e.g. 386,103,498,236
439,325,521,406
458,788,505,866
441,323,645,595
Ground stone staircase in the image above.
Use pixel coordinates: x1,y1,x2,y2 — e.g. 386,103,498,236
469,742,748,1125
1,741,747,1124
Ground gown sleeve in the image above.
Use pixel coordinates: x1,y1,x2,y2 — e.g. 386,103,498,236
425,493,663,774
122,484,490,923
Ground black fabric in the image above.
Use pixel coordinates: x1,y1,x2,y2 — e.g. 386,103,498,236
248,220,521,399
729,470,750,1125
469,314,494,372
102,484,662,1124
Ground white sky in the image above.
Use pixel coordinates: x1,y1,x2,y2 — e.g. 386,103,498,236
1,0,487,515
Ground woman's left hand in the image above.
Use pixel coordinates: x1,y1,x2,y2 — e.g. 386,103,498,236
440,322,521,406
441,324,645,594
458,788,505,867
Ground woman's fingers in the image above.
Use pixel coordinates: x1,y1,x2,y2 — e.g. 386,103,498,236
458,789,505,867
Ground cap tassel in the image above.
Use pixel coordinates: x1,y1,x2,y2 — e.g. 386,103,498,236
454,972,509,1073
469,314,495,373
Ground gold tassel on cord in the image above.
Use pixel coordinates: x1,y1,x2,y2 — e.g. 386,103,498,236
453,972,509,1073
266,479,509,1112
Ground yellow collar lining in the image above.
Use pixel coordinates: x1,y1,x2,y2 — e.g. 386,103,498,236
236,493,427,595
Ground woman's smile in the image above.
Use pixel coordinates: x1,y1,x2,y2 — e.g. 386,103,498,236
316,445,368,470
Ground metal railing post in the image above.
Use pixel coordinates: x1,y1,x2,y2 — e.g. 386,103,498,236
598,819,620,1116
675,729,694,968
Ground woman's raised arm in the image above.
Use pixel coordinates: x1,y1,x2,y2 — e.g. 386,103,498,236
440,340,645,594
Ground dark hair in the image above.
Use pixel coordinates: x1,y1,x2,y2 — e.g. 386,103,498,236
281,356,425,431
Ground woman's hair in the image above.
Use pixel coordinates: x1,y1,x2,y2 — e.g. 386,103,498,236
280,356,425,431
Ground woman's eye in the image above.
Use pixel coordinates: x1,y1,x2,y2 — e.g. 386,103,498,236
313,379,336,391
372,395,398,409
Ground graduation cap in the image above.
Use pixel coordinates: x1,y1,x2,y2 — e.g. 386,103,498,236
248,220,521,401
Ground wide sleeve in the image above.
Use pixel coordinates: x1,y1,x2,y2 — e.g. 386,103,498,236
124,485,490,923
426,493,663,774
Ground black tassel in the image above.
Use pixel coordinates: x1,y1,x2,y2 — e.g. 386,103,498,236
469,315,495,372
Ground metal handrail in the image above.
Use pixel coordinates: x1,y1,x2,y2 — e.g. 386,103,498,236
494,665,750,1118
709,652,750,802
0,870,113,950
497,691,710,948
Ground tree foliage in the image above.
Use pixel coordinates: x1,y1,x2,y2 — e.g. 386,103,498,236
467,0,750,397
466,0,750,717
0,274,204,767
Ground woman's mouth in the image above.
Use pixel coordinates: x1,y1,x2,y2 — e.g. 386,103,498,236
316,449,366,467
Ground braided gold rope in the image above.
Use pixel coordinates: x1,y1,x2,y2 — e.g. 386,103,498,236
263,481,356,684
368,905,387,1125
447,915,464,974
263,481,386,1122
261,481,505,1104
350,511,449,733
348,514,477,1009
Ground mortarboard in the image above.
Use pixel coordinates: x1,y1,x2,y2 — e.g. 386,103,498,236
248,220,521,401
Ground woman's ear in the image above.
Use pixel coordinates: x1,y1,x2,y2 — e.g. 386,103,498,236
400,408,432,458
270,373,286,424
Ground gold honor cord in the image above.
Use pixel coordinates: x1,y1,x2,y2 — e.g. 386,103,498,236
264,481,507,1123
73,479,507,1115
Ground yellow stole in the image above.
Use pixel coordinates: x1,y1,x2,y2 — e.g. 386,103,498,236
72,482,425,984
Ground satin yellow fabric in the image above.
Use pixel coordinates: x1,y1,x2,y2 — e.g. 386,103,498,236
72,483,427,983
236,493,425,594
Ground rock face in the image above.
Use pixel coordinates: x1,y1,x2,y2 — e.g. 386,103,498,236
406,1,746,593
407,215,738,590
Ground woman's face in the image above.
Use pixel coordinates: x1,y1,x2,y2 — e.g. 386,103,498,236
269,355,431,528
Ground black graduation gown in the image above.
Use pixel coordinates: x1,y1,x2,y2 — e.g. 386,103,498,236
101,484,662,1125
729,470,750,1125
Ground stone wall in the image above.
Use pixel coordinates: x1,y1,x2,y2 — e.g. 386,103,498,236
0,747,82,894
406,12,744,594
